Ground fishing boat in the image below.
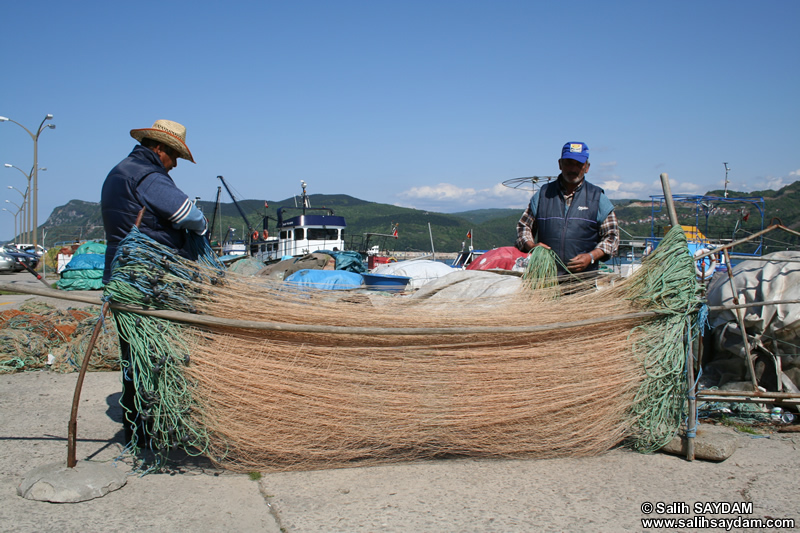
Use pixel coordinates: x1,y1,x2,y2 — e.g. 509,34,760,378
268,195,347,260
451,248,487,269
450,230,486,269
212,178,347,264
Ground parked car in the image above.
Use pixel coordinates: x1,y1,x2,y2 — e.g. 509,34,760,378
0,245,39,271
13,243,47,256
0,251,16,273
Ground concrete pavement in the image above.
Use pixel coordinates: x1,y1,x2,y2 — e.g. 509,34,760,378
2,270,799,531
2,371,799,532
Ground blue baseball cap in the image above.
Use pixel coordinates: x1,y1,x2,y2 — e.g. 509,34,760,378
561,142,589,163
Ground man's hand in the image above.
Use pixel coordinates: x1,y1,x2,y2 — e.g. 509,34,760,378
567,252,593,273
529,242,551,251
194,216,208,236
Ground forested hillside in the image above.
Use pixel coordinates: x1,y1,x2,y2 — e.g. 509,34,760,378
24,181,800,254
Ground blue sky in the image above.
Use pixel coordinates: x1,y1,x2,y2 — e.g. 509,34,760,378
1,0,798,241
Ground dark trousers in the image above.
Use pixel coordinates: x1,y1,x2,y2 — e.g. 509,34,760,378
119,336,151,447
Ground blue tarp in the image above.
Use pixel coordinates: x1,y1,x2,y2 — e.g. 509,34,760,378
61,253,106,271
317,250,367,273
284,269,364,290
57,242,107,290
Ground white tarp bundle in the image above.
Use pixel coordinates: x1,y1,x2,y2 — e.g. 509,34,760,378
373,259,456,290
407,269,522,301
706,251,800,391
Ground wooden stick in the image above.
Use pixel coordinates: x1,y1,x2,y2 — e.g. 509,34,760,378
722,247,759,391
659,172,698,459
693,224,800,260
109,303,658,336
8,280,799,317
686,328,696,461
697,389,800,400
659,173,680,227
17,259,52,288
0,280,658,335
0,281,102,306
707,299,800,311
67,301,109,467
68,207,146,468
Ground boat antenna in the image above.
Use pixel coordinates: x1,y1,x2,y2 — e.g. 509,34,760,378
300,180,310,213
723,162,730,198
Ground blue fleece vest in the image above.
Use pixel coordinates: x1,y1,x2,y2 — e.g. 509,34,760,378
535,180,602,273
101,146,194,282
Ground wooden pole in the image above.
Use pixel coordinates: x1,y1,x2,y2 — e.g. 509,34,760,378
17,258,51,288
659,173,680,227
659,172,697,461
692,223,800,261
67,301,109,467
67,208,146,468
685,329,696,461
697,389,800,400
721,247,759,391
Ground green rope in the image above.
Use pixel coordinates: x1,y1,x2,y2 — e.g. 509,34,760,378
104,227,225,473
624,225,704,452
521,246,560,294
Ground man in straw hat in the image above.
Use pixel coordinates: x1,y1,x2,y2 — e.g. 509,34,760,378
515,141,619,276
101,119,207,447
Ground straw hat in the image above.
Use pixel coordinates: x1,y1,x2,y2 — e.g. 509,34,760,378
130,119,195,163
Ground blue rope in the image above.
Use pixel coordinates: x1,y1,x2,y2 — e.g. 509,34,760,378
685,323,700,439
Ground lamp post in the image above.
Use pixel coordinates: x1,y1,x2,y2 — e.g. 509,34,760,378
0,114,55,249
6,184,25,199
6,184,27,240
5,199,23,243
4,163,46,244
2,207,20,243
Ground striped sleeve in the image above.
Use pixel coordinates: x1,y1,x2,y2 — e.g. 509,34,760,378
597,210,619,259
169,198,194,225
137,173,207,234
515,203,537,252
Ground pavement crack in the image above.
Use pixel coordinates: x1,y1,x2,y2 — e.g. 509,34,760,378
258,478,288,532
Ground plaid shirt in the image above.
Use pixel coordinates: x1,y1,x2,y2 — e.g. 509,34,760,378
515,179,619,259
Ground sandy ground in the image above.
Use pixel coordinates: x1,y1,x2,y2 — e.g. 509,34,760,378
2,271,800,532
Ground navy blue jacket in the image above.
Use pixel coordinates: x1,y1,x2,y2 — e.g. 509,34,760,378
101,146,197,282
536,180,603,274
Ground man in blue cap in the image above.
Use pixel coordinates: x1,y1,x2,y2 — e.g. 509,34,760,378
515,141,618,275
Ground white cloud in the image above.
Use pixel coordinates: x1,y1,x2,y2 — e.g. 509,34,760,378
398,183,477,201
396,182,531,211
599,180,623,192
763,176,787,190
664,178,703,195
598,179,653,199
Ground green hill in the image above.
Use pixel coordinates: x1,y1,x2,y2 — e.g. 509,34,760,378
35,195,521,252
29,180,800,254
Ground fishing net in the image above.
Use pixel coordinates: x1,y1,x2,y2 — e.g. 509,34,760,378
0,303,119,373
104,225,703,472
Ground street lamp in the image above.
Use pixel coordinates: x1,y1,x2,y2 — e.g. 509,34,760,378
6,185,25,199
4,163,45,244
2,207,20,244
4,164,27,242
5,184,26,242
0,114,55,249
